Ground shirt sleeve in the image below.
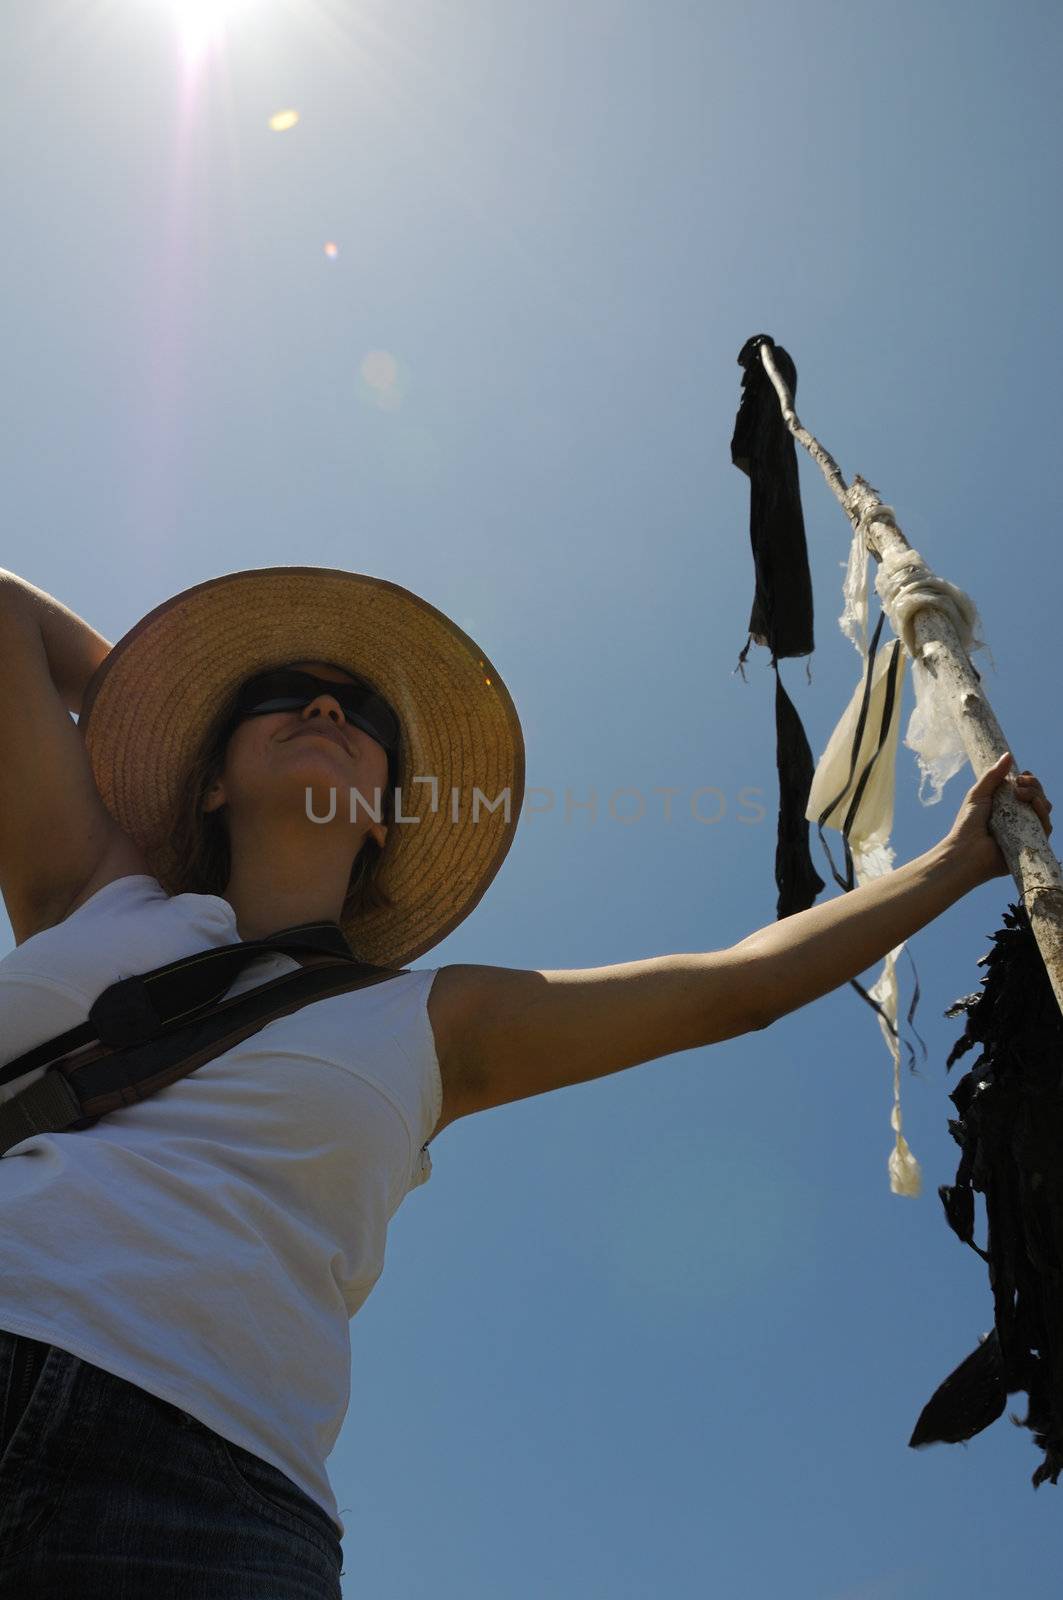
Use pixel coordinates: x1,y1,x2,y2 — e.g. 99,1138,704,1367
401,966,445,1193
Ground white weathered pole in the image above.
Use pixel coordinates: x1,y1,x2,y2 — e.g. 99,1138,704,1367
756,340,1063,1021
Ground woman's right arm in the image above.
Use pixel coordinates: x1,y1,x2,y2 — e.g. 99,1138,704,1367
0,572,139,944
0,567,113,717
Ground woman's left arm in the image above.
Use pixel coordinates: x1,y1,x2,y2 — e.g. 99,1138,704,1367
428,755,1053,1135
427,943,774,1137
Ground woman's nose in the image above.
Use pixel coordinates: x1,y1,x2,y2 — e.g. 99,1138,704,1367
303,694,346,722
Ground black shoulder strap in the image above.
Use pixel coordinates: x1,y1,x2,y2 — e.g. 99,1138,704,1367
0,921,374,1090
0,945,408,1154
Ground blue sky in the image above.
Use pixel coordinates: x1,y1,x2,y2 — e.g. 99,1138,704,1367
3,1,1061,1594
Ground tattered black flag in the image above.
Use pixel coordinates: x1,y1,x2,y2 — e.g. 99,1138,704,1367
731,333,824,919
910,901,1063,1486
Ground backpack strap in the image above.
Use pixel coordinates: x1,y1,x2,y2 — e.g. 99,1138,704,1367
0,935,406,1156
0,921,362,1090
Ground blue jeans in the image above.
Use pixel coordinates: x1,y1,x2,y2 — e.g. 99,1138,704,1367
0,1328,343,1598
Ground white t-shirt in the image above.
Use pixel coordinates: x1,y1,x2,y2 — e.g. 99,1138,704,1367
0,874,443,1540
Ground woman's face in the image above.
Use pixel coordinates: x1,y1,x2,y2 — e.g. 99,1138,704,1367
203,659,391,845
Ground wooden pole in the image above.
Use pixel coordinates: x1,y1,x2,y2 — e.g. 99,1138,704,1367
756,340,1063,1021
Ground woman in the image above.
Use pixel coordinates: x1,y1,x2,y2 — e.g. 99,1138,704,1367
0,565,1053,1599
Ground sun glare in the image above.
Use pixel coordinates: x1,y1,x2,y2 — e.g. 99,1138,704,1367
147,0,257,57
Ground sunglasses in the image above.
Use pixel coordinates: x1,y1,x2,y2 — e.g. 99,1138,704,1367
229,668,401,753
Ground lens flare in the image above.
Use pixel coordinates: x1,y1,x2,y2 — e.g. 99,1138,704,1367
359,350,403,411
146,0,256,59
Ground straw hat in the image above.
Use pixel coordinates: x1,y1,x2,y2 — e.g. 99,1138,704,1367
78,566,526,969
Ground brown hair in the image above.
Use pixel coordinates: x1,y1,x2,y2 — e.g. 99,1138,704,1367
168,680,396,923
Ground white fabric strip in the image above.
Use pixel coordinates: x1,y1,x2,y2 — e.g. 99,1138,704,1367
806,508,990,1195
806,526,919,1194
871,509,993,805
